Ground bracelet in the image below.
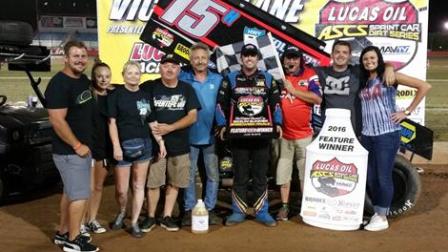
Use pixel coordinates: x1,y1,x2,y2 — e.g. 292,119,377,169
404,109,411,116
73,142,82,150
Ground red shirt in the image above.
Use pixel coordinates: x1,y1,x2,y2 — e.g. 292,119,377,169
281,66,321,140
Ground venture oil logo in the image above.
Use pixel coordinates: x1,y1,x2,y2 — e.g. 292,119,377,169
311,158,359,198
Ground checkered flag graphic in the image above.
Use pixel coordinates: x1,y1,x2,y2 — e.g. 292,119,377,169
215,33,284,81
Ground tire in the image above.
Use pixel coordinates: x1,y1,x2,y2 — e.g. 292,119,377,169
364,154,421,217
0,21,34,45
0,176,4,204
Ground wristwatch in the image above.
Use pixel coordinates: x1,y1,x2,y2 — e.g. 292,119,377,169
404,109,411,116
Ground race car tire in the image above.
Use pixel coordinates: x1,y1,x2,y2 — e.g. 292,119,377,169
0,176,4,204
364,154,421,217
0,21,34,45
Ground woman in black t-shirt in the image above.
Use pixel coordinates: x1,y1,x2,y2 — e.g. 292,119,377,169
83,62,114,234
108,61,164,238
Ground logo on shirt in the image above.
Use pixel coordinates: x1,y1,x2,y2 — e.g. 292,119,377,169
76,90,93,105
324,76,350,95
137,99,151,124
154,95,186,111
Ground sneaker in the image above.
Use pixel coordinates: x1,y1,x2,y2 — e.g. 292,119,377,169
129,223,143,238
87,220,107,234
181,210,192,226
141,216,157,233
80,224,91,238
364,214,389,231
255,212,277,227
209,210,221,225
110,212,126,230
276,206,289,221
160,216,180,232
54,231,91,245
54,231,68,246
225,213,246,226
63,234,99,252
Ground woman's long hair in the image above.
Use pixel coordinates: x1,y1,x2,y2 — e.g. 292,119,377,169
359,46,385,89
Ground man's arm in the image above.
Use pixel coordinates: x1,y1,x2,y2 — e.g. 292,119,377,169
48,108,90,157
283,79,322,104
383,63,396,86
151,109,198,136
215,76,231,140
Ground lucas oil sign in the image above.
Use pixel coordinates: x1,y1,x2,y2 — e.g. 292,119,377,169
311,158,359,198
301,109,368,231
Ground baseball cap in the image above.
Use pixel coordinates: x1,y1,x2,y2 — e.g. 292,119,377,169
160,53,180,64
283,46,303,58
240,43,259,56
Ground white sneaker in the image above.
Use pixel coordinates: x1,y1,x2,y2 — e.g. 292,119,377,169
80,224,91,238
87,220,107,234
364,214,389,231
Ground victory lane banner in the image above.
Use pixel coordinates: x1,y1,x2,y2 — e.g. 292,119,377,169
139,0,330,66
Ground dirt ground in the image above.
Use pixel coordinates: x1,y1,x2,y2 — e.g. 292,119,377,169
0,164,446,252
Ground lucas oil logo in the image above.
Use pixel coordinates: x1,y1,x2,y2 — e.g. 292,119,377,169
311,158,359,197
316,0,421,70
237,96,264,117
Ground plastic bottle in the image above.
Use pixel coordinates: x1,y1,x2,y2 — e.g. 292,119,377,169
191,199,208,234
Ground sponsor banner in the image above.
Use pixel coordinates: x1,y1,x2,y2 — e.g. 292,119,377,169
301,109,368,231
247,0,429,124
139,0,330,66
63,16,84,28
98,0,428,123
40,16,63,28
97,0,161,83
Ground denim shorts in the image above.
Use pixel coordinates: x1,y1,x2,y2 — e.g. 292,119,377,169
117,137,152,167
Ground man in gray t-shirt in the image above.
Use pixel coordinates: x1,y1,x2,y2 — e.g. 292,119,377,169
315,40,394,136
315,40,362,136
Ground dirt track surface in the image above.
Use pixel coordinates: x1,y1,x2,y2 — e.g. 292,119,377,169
0,165,447,252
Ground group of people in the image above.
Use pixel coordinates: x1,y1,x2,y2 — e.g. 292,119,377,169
45,39,430,252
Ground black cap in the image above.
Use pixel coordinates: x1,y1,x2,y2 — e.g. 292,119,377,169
241,43,259,56
160,53,180,64
283,46,303,58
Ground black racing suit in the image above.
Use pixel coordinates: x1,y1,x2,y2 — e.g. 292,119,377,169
216,69,282,216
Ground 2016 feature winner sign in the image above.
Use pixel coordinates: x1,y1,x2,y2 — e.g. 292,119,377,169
301,109,368,231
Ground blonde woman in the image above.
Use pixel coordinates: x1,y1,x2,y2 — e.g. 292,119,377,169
108,61,162,238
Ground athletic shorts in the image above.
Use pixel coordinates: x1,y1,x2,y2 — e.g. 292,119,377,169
53,154,92,201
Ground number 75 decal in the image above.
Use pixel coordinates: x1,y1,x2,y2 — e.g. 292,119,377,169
160,0,240,38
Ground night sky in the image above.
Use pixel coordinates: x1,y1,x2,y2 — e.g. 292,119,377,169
428,1,446,33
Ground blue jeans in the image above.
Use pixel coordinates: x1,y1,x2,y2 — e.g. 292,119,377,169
184,144,219,211
361,130,400,215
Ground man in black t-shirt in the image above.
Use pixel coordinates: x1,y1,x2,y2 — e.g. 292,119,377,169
140,54,201,232
45,41,98,252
